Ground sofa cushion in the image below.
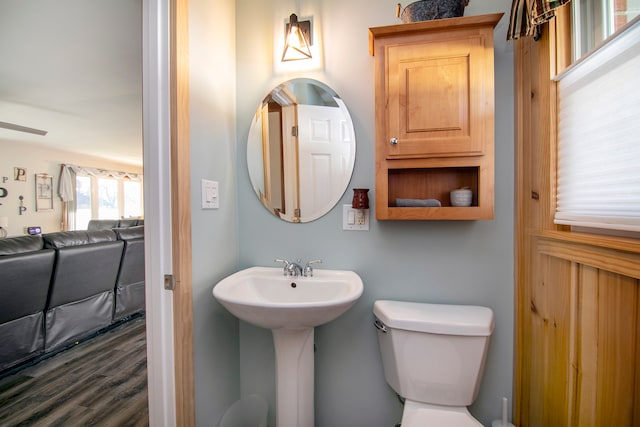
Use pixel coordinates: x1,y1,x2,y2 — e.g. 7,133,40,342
87,219,119,231
0,235,44,255
87,230,118,243
46,241,123,308
114,225,144,241
43,230,117,248
117,219,139,228
0,249,55,323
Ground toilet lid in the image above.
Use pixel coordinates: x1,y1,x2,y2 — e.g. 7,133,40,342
374,300,494,336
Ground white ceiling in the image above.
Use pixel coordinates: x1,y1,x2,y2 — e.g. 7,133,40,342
0,0,143,166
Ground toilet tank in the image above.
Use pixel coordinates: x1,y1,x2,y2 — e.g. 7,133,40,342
373,300,494,406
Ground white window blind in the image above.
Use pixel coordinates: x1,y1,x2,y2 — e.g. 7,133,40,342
554,17,640,232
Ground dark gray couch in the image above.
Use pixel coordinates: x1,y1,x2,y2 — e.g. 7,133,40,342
0,236,55,371
0,225,145,373
113,226,145,321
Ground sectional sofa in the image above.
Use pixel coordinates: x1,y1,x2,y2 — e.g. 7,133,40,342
0,220,145,374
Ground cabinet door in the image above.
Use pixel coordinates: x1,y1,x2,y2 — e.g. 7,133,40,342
386,35,492,159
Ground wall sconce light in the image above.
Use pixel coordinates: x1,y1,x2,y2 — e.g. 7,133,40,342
282,13,312,62
352,188,370,225
0,216,8,238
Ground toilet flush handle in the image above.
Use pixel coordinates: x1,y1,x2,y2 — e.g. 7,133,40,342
373,319,388,333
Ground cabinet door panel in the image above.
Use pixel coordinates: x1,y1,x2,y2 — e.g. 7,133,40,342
387,36,488,158
405,56,468,134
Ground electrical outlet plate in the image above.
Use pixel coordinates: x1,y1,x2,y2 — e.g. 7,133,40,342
342,204,369,231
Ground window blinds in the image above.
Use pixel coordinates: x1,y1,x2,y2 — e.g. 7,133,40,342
555,18,640,232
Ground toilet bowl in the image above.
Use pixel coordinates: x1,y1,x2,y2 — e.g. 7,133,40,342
373,300,494,427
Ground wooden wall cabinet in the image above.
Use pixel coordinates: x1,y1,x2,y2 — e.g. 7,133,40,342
369,13,502,220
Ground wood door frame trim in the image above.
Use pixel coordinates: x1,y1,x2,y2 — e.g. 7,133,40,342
170,0,195,424
513,4,590,424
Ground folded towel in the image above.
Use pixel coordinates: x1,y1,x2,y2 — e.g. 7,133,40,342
395,198,442,207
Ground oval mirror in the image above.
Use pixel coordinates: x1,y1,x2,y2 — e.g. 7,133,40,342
247,78,356,223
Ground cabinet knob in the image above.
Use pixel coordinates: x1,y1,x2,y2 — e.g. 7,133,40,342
390,137,398,145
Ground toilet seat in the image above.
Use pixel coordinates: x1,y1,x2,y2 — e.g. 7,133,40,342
401,400,483,427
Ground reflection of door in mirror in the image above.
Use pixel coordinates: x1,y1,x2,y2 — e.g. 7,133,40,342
298,101,354,220
248,102,297,220
265,104,284,215
280,105,299,222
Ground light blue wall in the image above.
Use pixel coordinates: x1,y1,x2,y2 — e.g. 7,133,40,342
189,0,240,424
234,0,515,426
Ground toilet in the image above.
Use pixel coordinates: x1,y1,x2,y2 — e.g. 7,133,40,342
373,300,494,427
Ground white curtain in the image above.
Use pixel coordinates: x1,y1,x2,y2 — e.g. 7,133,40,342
58,164,75,202
58,165,76,230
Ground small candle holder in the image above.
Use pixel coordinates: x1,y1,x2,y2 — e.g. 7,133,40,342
351,188,370,226
352,188,369,210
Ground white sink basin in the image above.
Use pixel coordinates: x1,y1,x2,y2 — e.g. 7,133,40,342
213,266,363,329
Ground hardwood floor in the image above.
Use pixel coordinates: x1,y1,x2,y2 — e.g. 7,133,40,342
0,316,148,427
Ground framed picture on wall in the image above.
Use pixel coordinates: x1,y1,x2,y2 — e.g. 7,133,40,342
35,173,54,212
14,167,27,181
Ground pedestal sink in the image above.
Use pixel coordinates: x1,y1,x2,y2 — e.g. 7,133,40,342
213,266,364,427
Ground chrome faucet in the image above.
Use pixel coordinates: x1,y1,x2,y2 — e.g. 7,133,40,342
275,258,303,278
275,258,323,277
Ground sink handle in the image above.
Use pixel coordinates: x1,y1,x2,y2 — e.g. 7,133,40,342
303,259,323,277
274,258,291,276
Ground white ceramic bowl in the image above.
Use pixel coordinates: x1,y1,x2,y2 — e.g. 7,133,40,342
450,188,473,207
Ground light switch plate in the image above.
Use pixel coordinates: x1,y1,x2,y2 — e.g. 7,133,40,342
201,179,219,209
342,204,369,231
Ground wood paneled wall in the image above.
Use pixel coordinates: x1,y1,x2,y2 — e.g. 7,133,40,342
514,6,640,426
519,232,640,426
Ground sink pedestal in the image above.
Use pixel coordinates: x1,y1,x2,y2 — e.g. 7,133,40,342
272,328,315,427
213,267,364,427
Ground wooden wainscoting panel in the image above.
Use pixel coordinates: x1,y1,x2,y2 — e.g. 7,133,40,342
527,250,573,426
544,255,573,426
594,270,638,425
537,237,640,280
575,264,598,426
525,249,546,426
518,235,534,425
530,238,640,426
